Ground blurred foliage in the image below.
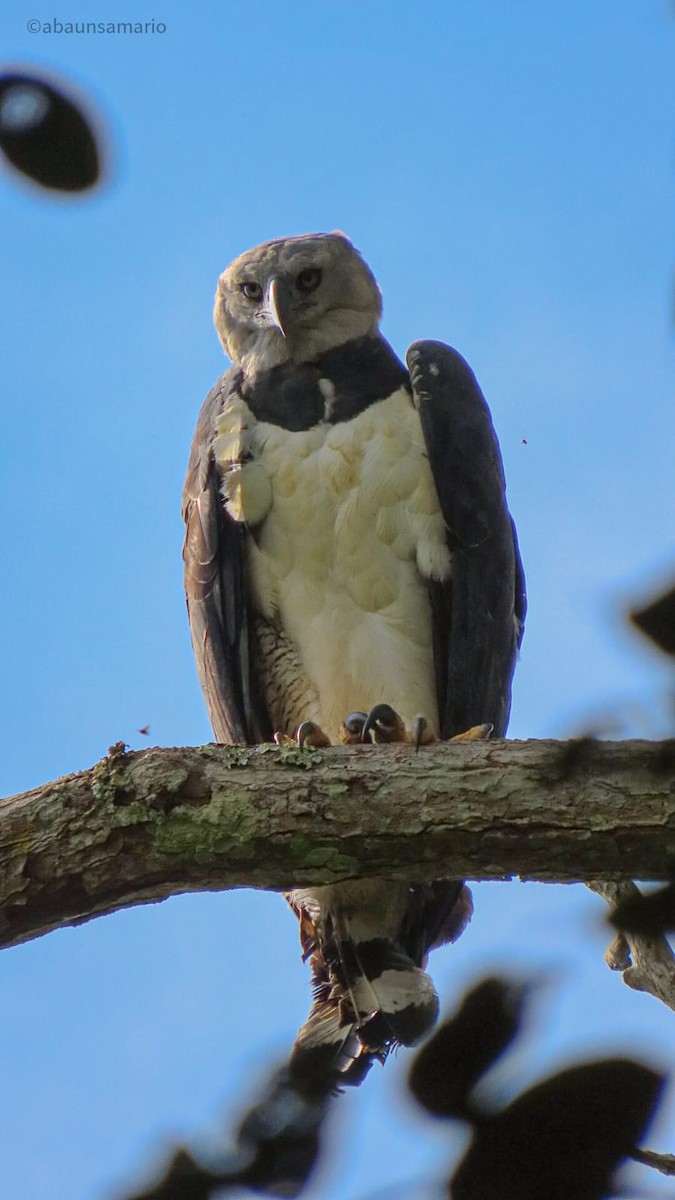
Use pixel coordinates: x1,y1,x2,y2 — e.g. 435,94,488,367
125,976,665,1200
631,584,675,659
0,71,101,192
410,978,663,1200
127,1064,331,1200
610,881,675,937
408,977,528,1121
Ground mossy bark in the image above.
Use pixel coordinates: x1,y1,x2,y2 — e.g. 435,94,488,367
0,737,673,949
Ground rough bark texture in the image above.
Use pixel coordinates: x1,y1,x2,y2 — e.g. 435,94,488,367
587,879,675,1012
1,737,674,951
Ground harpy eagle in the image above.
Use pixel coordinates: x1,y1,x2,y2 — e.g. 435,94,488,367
183,232,525,1091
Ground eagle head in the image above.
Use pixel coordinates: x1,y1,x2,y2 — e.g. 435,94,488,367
213,231,382,371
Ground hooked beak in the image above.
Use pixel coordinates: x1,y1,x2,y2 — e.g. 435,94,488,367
261,276,292,337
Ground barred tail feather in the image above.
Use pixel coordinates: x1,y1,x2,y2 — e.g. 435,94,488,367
289,1008,377,1096
285,880,471,1095
334,935,439,1044
288,931,440,1095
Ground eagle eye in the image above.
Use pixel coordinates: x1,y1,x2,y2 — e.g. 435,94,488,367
240,280,263,302
296,267,322,294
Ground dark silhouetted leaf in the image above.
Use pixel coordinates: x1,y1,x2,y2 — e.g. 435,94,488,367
631,584,675,657
451,1058,664,1200
553,735,598,780
127,1148,213,1200
235,1065,330,1195
610,882,675,936
0,72,100,191
125,1065,331,1200
409,977,528,1119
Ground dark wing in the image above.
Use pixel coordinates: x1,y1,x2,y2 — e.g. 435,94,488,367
398,880,474,961
407,340,526,739
182,370,273,745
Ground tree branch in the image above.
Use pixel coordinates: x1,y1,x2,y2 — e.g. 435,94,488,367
586,879,675,1012
1,737,673,951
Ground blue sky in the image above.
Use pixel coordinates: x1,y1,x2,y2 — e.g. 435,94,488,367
1,2,674,1197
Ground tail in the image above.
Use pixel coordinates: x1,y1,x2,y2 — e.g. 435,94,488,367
286,881,472,1096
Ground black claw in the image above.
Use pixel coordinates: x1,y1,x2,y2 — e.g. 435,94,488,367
296,721,316,749
295,720,317,748
343,711,367,740
296,721,331,749
361,704,402,744
411,715,427,753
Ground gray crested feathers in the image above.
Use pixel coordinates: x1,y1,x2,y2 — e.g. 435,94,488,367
183,232,525,1093
213,232,381,372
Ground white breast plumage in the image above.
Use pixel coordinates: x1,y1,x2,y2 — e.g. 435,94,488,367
214,385,452,739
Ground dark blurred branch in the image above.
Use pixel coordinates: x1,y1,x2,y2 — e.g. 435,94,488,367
1,737,674,951
632,1147,675,1176
587,879,675,1012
